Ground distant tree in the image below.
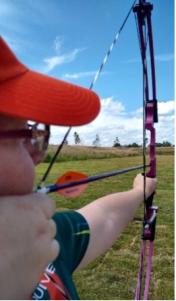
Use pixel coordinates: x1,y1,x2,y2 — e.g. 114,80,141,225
155,142,163,147
127,142,140,147
74,132,81,145
92,134,101,147
162,141,172,147
156,141,172,147
113,137,121,147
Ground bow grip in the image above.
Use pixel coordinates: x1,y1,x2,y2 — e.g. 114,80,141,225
145,191,155,208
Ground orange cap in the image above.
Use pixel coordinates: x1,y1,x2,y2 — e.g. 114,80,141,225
0,37,100,126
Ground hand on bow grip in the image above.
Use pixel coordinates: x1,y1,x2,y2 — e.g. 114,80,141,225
145,172,157,208
133,174,157,203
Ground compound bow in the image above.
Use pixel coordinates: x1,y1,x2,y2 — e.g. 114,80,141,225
133,0,158,299
38,1,158,299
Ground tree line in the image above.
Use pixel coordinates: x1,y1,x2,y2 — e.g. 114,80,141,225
64,132,173,147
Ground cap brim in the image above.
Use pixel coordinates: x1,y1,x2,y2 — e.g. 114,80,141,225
0,69,100,126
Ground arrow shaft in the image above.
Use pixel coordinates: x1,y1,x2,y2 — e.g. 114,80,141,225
41,164,149,194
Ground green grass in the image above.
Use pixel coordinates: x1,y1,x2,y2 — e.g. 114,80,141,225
36,154,174,300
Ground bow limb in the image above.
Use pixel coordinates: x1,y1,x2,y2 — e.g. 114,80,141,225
133,1,158,299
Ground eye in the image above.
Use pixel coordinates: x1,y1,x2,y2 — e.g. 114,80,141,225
26,122,50,154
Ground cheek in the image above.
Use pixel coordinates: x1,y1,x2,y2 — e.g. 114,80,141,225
0,144,35,195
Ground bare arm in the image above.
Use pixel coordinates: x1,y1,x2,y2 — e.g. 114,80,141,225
77,174,157,269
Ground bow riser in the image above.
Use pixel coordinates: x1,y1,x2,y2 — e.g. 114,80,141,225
145,102,156,178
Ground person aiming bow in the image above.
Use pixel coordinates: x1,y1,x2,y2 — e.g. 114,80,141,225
0,36,157,299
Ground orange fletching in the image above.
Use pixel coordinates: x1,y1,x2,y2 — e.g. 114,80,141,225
56,171,88,198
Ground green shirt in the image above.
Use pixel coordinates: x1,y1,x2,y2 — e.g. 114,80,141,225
32,210,90,300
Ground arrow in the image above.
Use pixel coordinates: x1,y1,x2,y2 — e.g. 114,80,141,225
38,164,149,197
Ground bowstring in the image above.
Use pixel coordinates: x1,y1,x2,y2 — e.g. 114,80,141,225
134,5,149,212
38,0,137,187
89,0,137,90
37,127,71,188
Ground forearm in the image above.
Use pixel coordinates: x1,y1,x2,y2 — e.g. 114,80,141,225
77,188,143,268
81,188,143,236
98,188,143,235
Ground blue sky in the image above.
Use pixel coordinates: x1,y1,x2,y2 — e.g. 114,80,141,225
0,0,174,146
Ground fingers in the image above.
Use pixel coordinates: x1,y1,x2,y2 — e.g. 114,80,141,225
0,193,60,298
25,193,60,263
21,193,60,263
47,219,59,261
40,221,60,264
48,218,57,238
33,192,56,219
133,173,157,199
50,239,60,262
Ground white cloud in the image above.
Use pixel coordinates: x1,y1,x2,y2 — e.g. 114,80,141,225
43,48,85,73
135,100,175,117
63,71,96,80
158,100,175,115
49,98,174,146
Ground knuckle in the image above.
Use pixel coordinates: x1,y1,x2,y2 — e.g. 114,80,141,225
35,193,56,218
50,239,60,261
48,219,57,238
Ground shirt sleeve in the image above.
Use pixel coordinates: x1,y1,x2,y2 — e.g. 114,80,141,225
53,210,90,274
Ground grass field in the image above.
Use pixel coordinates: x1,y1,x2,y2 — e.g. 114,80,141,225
36,150,174,300
45,145,174,162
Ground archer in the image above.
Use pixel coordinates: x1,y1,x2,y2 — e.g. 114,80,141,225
0,36,156,299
